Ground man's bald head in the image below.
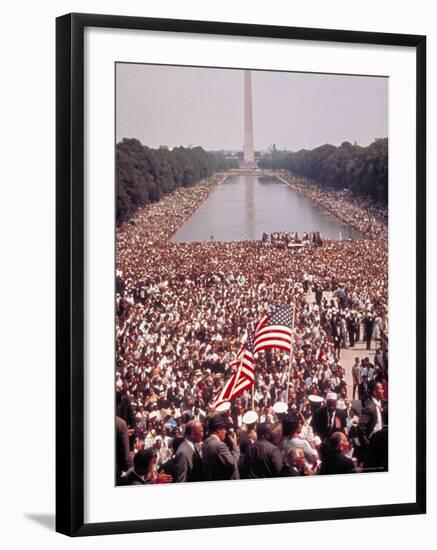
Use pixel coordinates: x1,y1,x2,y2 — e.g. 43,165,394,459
185,420,204,443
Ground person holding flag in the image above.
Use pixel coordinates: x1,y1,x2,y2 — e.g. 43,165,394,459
253,305,296,405
253,305,295,355
211,333,256,410
211,305,295,411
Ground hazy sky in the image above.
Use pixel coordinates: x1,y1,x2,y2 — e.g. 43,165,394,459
116,63,388,151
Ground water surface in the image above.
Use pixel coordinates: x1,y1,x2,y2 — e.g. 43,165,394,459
171,175,361,242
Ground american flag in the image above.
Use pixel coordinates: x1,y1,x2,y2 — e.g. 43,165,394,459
212,333,255,409
253,305,295,354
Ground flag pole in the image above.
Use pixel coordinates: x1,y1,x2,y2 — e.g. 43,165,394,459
229,348,245,400
251,378,255,410
286,303,296,403
248,330,257,411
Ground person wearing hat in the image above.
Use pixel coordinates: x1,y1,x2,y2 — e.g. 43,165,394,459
242,410,258,430
311,392,347,442
202,415,240,481
271,401,288,448
237,410,259,468
273,401,288,416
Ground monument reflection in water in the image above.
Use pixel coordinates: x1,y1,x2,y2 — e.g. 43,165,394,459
170,175,362,243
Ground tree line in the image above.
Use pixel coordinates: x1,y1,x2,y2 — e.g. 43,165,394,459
116,139,238,224
258,138,388,205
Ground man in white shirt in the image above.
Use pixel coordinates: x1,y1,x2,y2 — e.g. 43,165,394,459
358,381,385,450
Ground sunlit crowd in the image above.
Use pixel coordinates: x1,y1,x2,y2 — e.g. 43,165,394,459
266,230,323,247
278,173,388,240
115,178,388,485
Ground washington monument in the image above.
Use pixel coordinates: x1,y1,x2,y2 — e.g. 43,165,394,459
243,70,255,167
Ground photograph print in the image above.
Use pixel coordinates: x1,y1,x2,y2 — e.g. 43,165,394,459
115,63,388,487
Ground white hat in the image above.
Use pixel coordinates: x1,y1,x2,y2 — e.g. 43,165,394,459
308,395,324,404
242,410,259,425
273,401,288,414
215,401,231,413
326,392,338,401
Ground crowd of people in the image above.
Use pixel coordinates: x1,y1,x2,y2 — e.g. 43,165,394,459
264,231,323,247
120,177,221,246
277,173,388,240
115,177,389,485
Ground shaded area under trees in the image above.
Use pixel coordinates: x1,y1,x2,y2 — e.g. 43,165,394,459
117,139,216,225
258,139,388,206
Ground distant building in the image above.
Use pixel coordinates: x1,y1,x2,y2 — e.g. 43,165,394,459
267,144,278,154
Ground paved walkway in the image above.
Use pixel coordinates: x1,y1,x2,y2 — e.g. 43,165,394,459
305,291,377,400
340,339,376,400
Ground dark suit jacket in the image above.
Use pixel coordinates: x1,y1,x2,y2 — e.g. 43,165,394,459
202,435,240,481
364,316,374,336
312,406,347,441
363,426,388,472
173,439,203,482
358,382,371,403
358,398,380,448
281,464,304,477
121,469,151,485
319,449,355,475
244,439,283,478
116,394,136,429
116,416,132,478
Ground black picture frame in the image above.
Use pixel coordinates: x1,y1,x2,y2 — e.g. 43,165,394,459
56,12,426,537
